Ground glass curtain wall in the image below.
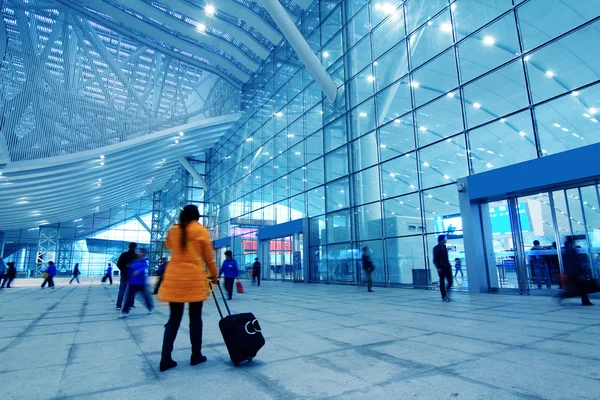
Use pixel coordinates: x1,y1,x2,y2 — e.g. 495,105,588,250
205,0,600,287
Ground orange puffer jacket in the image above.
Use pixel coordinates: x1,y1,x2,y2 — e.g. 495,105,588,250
158,222,218,303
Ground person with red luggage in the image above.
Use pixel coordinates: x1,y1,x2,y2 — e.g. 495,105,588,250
158,205,219,372
219,251,239,300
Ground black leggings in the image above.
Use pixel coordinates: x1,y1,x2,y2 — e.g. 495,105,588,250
161,302,204,361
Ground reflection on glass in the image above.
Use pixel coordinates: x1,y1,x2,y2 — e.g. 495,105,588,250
411,49,459,107
415,93,464,147
386,235,426,285
468,110,537,174
418,135,468,189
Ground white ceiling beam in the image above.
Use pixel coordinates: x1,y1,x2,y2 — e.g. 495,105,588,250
215,0,283,44
168,0,271,58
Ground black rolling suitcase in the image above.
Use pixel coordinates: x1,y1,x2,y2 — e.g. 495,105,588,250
211,282,265,366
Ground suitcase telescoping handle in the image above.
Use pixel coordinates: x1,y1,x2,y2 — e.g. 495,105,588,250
209,281,231,319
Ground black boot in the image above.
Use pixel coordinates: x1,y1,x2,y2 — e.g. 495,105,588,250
190,353,207,366
159,359,177,372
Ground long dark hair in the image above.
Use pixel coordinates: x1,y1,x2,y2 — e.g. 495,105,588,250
179,205,200,248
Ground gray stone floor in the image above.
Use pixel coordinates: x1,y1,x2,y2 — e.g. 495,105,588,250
0,278,599,400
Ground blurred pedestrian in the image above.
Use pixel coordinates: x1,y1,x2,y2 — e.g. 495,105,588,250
362,247,375,292
0,257,5,288
158,205,219,372
116,243,137,310
153,257,167,295
69,263,81,284
119,248,154,318
103,263,113,285
454,258,464,278
556,238,593,306
1,262,16,288
433,235,453,302
252,258,261,287
41,261,56,289
219,250,238,300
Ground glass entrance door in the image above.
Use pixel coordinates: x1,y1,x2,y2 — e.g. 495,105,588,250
259,234,304,282
483,183,600,294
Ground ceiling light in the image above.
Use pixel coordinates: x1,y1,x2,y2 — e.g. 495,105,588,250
483,36,495,46
359,112,368,117
410,81,420,88
553,123,561,127
197,23,206,32
519,131,527,137
100,162,104,166
175,140,179,144
473,102,481,109
486,163,493,169
322,51,329,58
500,118,506,123
419,126,427,132
545,70,555,78
423,162,430,167
179,132,184,136
447,92,455,98
100,155,104,159
571,91,580,97
394,119,401,124
274,111,283,117
373,61,378,66
367,75,375,82
589,107,598,114
441,23,452,33
205,4,216,15
444,175,450,180
246,137,253,142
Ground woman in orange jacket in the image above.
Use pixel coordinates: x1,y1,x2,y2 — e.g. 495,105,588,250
158,205,219,372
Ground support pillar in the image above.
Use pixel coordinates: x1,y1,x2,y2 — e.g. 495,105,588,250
260,0,338,103
149,191,163,274
36,224,59,277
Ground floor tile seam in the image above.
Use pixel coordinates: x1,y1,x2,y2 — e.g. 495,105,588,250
429,365,546,400
56,286,91,398
52,380,168,400
1,286,78,351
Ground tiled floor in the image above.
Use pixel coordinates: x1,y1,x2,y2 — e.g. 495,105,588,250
0,278,599,400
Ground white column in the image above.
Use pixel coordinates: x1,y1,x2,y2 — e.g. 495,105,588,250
179,157,208,191
259,0,338,104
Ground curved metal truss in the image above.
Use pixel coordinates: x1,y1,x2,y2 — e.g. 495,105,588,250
0,0,243,163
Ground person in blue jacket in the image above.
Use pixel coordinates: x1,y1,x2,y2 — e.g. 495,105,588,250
104,263,113,285
119,248,154,318
219,250,239,300
41,261,56,288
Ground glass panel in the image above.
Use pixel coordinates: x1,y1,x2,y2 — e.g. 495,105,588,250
452,0,513,41
463,61,529,128
325,146,348,182
408,9,454,70
419,135,468,189
405,0,448,34
412,49,459,107
327,210,352,243
468,110,538,174
345,5,370,49
306,130,324,162
370,0,403,27
351,131,379,172
347,66,375,108
324,115,347,152
378,115,416,161
321,5,342,45
356,202,383,241
322,32,343,69
376,76,412,125
353,166,381,205
422,184,461,234
458,14,520,83
374,41,409,91
348,99,376,140
305,104,323,135
307,186,326,217
372,7,406,59
326,177,350,211
310,215,326,246
517,0,600,51
580,186,600,279
380,153,419,199
526,21,600,103
386,235,426,285
345,37,372,78
534,82,600,157
383,193,423,237
306,157,325,189
327,243,355,282
415,92,464,147
309,245,326,282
